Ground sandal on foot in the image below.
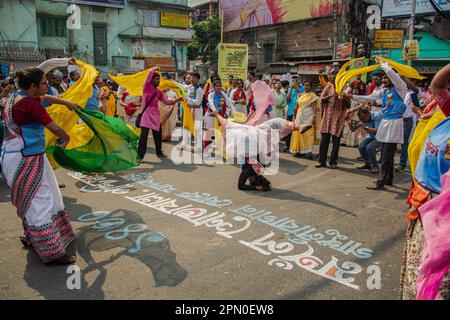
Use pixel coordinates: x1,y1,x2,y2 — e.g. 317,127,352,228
47,255,77,265
20,236,32,247
367,183,385,190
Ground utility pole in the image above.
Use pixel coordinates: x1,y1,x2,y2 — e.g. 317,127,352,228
220,9,224,44
407,0,417,66
333,0,338,60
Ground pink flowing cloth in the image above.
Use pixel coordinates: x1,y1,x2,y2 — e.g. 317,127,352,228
416,169,450,300
246,80,275,127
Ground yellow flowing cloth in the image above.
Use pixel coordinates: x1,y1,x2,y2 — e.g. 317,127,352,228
45,60,99,168
335,57,379,94
66,124,94,149
181,100,195,136
335,57,426,94
335,57,366,91
109,69,150,96
109,68,185,98
214,118,227,159
102,85,116,117
319,74,331,88
379,57,426,80
109,69,195,135
408,109,446,182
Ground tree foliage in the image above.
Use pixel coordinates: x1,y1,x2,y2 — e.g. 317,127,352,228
187,15,221,64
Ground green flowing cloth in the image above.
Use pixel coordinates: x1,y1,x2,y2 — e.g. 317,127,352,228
47,108,141,173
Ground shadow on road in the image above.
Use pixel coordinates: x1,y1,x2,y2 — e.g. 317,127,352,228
254,188,357,217
23,197,187,299
277,156,308,175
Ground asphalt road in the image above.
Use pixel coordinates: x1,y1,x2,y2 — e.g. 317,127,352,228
0,140,412,300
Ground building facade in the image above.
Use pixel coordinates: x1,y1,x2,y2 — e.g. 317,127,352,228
0,0,192,76
221,0,371,80
221,0,449,80
188,0,218,21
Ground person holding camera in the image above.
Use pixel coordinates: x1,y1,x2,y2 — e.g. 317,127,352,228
354,108,382,174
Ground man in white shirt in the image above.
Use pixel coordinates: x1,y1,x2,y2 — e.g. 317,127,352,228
205,78,236,149
182,72,204,152
348,58,407,190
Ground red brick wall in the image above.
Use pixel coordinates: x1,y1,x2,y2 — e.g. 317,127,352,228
278,17,335,58
145,57,175,72
224,16,338,73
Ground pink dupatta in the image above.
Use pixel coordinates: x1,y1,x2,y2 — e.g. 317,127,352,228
416,169,450,300
246,80,275,127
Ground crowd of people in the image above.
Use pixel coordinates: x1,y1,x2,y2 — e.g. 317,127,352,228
0,57,448,300
0,59,446,195
140,61,435,193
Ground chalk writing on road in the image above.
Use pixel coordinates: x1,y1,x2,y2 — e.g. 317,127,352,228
69,171,376,290
231,205,373,259
125,192,362,290
121,173,177,194
68,172,177,194
125,193,251,239
176,192,233,208
118,172,374,259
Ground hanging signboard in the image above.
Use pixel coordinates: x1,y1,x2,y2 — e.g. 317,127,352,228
370,49,390,59
382,0,450,18
336,42,353,60
218,43,248,82
403,40,420,59
374,30,405,49
160,12,190,29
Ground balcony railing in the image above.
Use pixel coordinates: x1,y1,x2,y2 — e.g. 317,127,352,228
129,0,189,7
0,41,46,61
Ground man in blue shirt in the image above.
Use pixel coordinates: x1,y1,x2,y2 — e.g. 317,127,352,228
354,108,382,174
350,58,407,189
284,75,304,151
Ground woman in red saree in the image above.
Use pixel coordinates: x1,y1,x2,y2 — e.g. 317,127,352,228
1,68,79,264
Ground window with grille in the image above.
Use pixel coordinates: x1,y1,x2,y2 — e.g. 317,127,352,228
40,16,67,37
264,44,274,64
112,56,130,69
93,25,107,66
136,9,159,28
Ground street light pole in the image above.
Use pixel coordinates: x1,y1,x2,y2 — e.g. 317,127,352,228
220,9,224,44
407,0,417,66
333,0,338,60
